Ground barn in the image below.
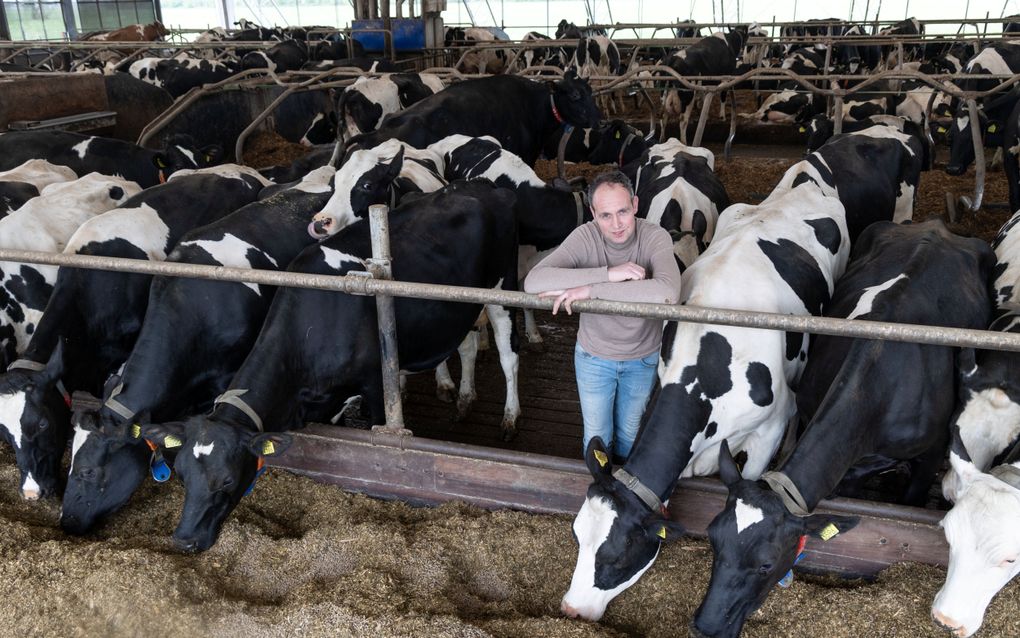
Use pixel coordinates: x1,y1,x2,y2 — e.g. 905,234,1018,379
1,2,1020,636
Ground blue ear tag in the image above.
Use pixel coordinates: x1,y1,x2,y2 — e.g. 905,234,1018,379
243,464,267,497
150,452,171,483
777,543,807,589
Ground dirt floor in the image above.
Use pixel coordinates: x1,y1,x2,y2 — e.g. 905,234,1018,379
3,115,1017,637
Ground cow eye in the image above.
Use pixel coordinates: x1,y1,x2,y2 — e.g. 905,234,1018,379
37,420,47,431
1005,558,1017,565
570,90,580,101
758,563,772,575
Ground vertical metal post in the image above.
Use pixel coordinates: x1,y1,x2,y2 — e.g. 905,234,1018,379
692,90,714,147
368,204,410,436
963,98,986,213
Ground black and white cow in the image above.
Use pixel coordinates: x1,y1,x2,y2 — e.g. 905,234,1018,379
308,140,446,238
336,73,446,142
0,169,264,500
60,168,334,536
945,47,1020,177
802,114,930,171
693,219,993,638
801,123,923,239
0,131,223,189
740,81,821,124
517,31,556,71
240,39,308,73
543,119,651,168
623,139,731,272
299,57,400,72
933,427,1020,638
568,35,621,111
446,26,509,74
941,210,1020,504
140,179,519,552
0,159,78,215
0,173,142,369
561,158,851,622
662,29,748,141
345,70,601,166
879,17,924,67
117,56,239,98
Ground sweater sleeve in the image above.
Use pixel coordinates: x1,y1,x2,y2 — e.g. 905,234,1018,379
588,227,683,304
523,227,610,293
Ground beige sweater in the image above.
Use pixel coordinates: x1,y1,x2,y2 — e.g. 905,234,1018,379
523,219,682,360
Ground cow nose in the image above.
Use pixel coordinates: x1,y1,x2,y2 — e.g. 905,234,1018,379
21,488,39,501
932,609,968,637
173,535,201,554
945,164,965,176
560,600,581,619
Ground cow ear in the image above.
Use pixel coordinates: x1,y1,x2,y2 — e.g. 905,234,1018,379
584,436,613,478
248,432,292,457
644,516,686,543
718,439,742,487
200,144,224,165
949,424,982,490
42,339,65,383
802,513,859,540
140,422,188,449
385,146,405,179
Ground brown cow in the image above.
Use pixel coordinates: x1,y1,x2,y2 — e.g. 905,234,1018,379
81,21,167,42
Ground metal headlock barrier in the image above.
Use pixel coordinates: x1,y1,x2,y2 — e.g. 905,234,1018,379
0,202,964,576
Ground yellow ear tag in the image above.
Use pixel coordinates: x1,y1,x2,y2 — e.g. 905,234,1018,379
156,158,167,168
799,126,806,133
937,126,947,133
131,424,141,438
593,449,609,467
819,523,840,541
261,440,276,456
163,434,182,448
988,124,998,133
657,525,667,540
615,131,621,139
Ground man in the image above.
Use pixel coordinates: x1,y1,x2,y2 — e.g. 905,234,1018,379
524,170,682,462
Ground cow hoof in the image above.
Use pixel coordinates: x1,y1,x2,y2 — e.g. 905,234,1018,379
436,385,456,404
456,393,476,419
500,422,518,442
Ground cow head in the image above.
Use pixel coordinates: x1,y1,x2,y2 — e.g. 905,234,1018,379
141,418,291,553
932,427,1020,638
550,70,601,129
60,406,150,535
308,145,405,239
691,442,859,638
0,345,70,500
802,114,835,154
942,346,1020,501
299,111,338,146
153,134,224,179
561,437,685,622
586,120,649,166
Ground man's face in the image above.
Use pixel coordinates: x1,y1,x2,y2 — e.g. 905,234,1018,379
591,183,638,244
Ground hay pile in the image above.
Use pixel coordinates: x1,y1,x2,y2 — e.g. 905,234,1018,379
244,131,311,169
0,440,1018,637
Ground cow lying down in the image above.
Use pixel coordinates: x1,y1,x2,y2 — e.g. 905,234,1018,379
0,159,78,215
140,179,519,552
694,220,993,638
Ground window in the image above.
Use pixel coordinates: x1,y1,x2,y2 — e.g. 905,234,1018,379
3,0,67,39
76,0,156,32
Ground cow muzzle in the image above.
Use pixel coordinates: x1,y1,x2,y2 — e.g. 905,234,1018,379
945,164,966,177
307,216,333,239
932,609,970,637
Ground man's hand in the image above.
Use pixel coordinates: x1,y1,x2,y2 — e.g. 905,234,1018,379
538,285,592,315
607,262,646,282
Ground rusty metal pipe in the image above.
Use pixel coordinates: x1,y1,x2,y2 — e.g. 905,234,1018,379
367,205,408,435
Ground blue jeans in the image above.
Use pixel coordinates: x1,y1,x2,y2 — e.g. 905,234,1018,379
574,343,659,461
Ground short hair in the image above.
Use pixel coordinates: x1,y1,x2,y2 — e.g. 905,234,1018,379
587,169,635,205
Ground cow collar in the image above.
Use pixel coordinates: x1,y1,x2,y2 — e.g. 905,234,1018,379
761,470,810,516
7,358,70,408
549,93,565,124
213,388,264,431
613,467,667,515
